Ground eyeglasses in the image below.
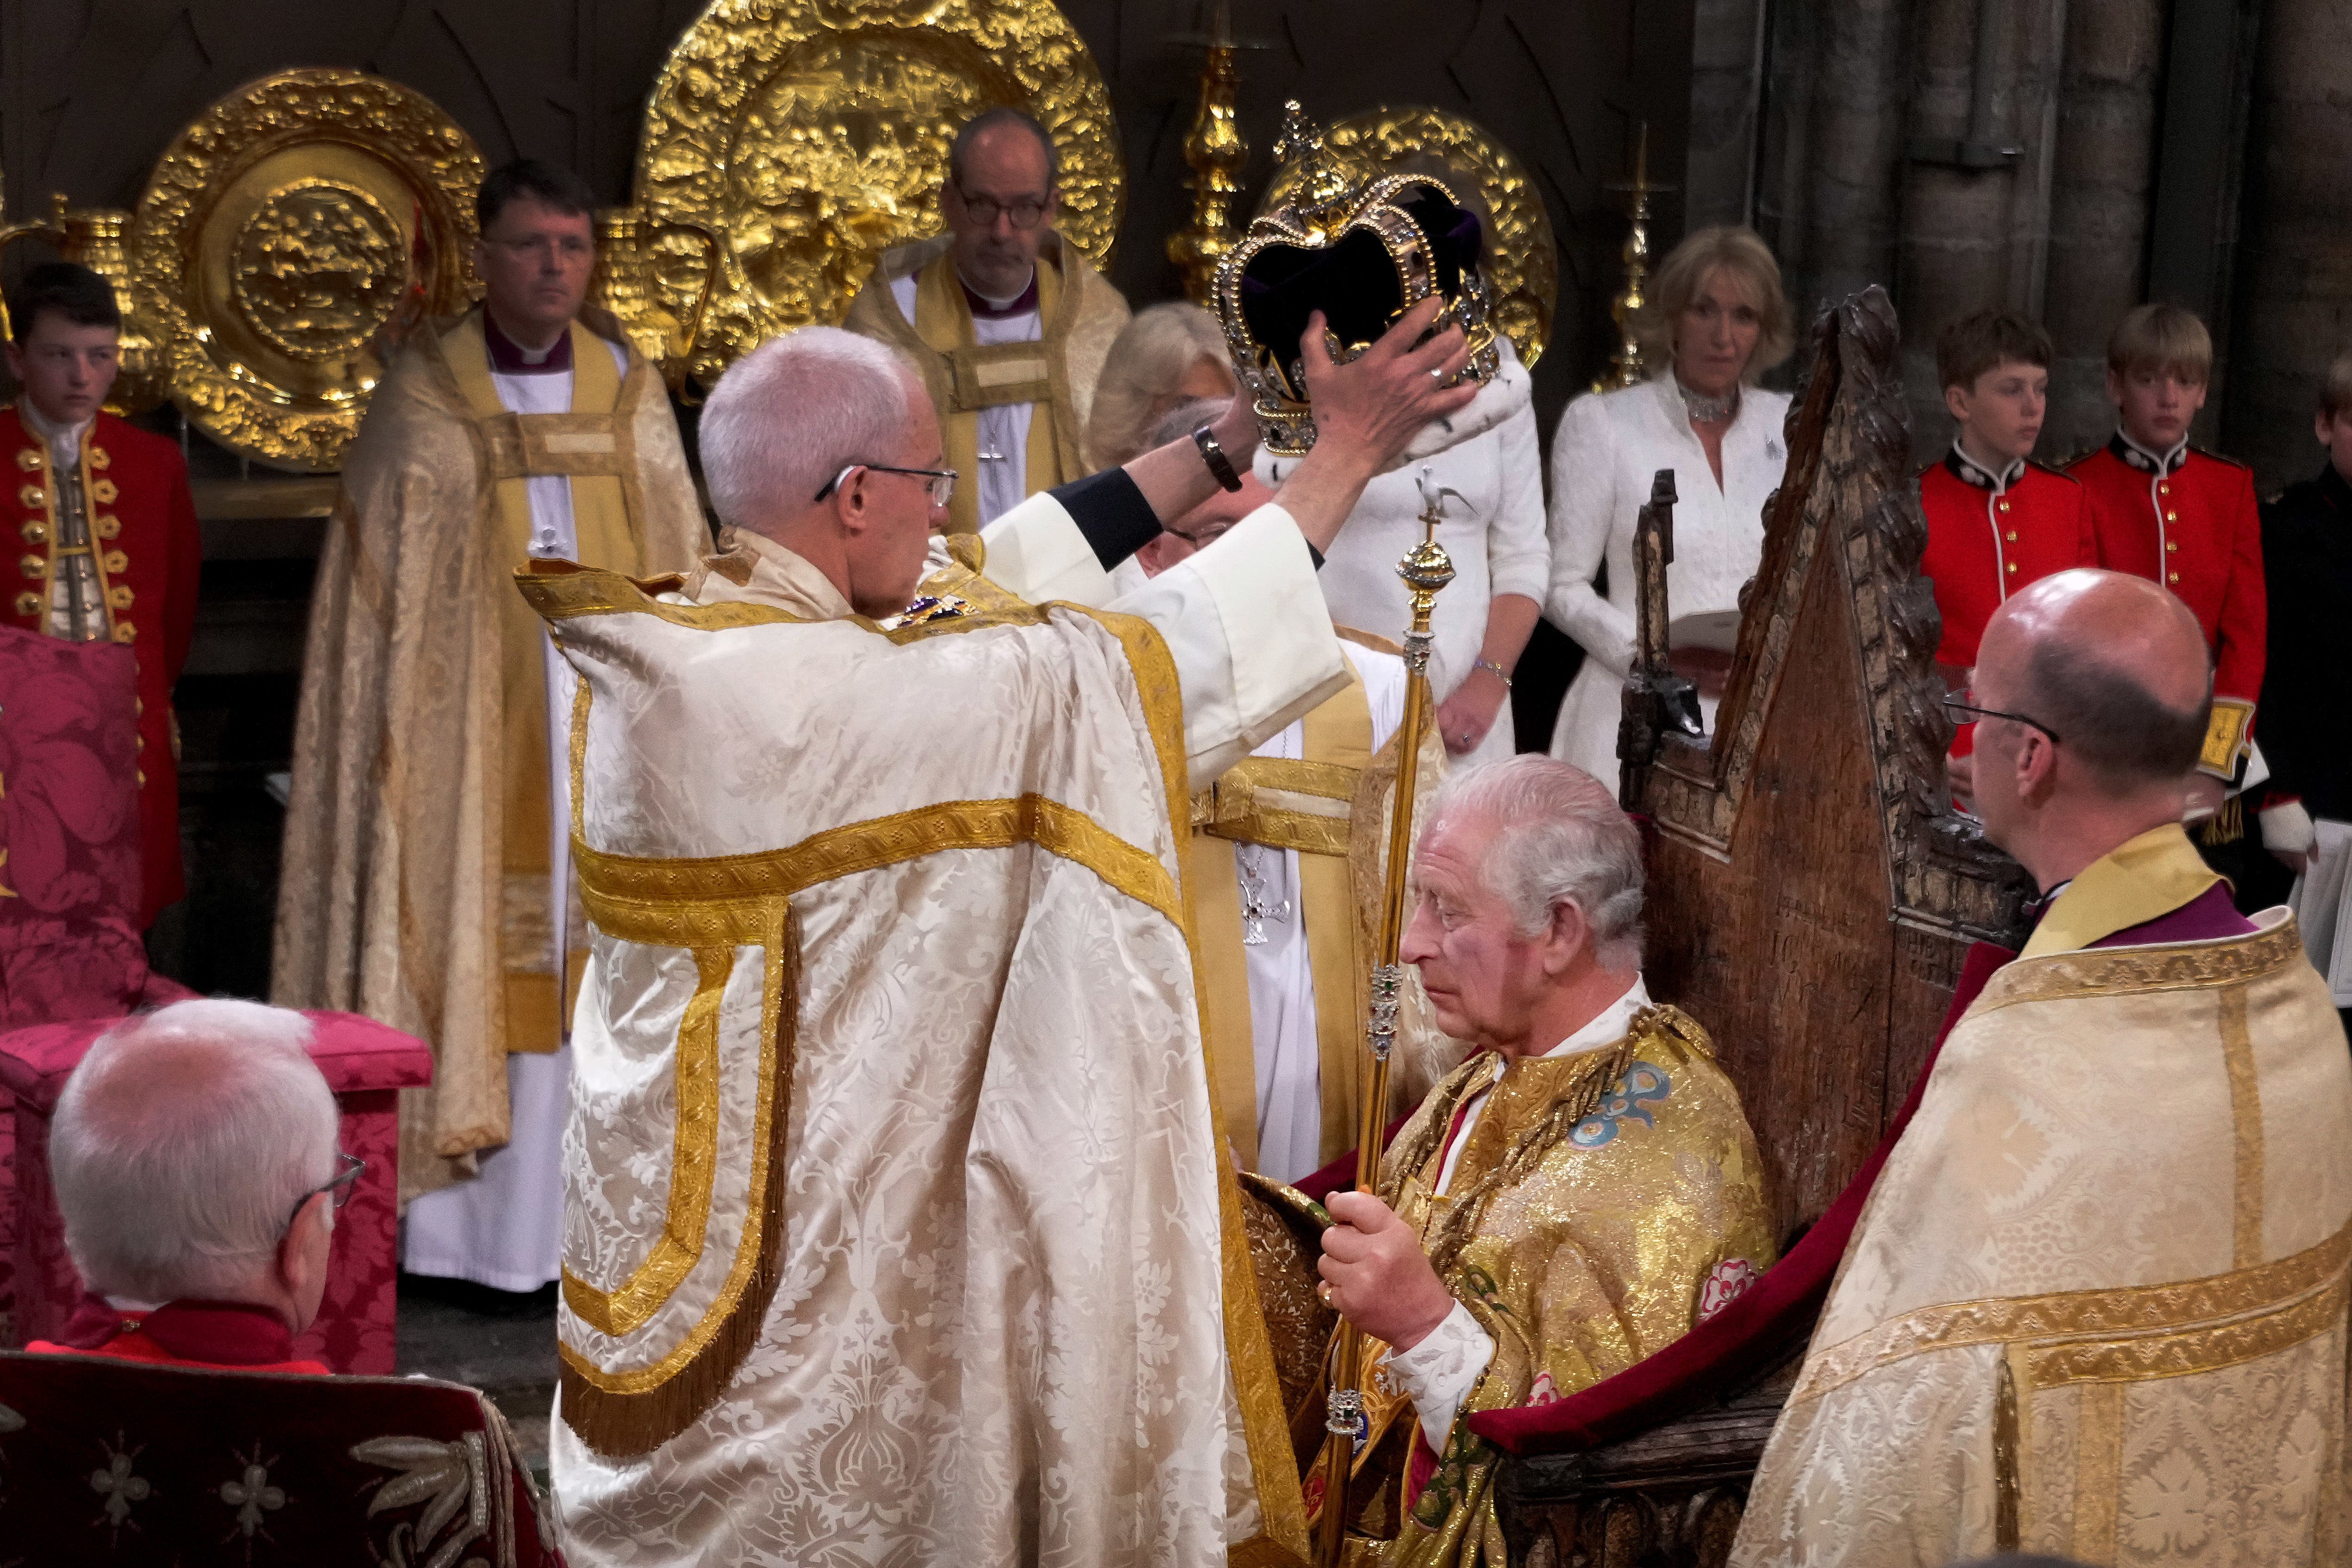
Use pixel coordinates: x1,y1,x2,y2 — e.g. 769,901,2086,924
953,188,1053,229
1943,690,2062,745
286,1152,366,1233
482,234,596,265
813,463,958,508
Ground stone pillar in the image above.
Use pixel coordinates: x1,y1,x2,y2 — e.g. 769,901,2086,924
2223,0,2352,492
1751,0,1913,338
1686,0,1769,230
2041,0,2166,459
1894,0,2069,458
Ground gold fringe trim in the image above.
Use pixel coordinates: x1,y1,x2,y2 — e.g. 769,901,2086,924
558,908,800,1457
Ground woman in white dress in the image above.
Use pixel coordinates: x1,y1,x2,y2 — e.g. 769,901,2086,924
1545,226,1796,793
1260,335,1549,767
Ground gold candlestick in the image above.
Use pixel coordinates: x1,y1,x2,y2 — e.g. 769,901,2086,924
1166,0,1254,307
1593,122,1675,392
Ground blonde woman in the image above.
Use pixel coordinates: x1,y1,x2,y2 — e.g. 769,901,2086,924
1084,301,1237,469
1545,226,1796,792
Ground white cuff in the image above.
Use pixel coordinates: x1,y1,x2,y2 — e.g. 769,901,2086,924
2264,800,2317,858
1380,1300,1495,1458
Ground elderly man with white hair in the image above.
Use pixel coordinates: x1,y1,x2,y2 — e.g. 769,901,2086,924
27,999,353,1374
1308,756,1775,1565
533,301,1479,1566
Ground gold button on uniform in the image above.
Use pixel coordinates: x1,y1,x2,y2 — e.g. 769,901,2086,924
19,520,46,544
2165,510,2178,521
18,484,44,508
2006,531,2018,541
12,590,38,616
2158,482,2171,495
1998,501,2012,513
2007,562,2019,574
2166,540,2178,552
2168,572,2181,584
102,550,128,575
87,446,110,470
13,448,41,471
19,553,44,579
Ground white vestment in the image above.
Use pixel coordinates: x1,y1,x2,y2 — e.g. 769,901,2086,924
1258,338,1549,769
1245,642,1405,1182
545,489,1341,1565
1545,375,1791,793
891,271,1037,527
400,336,630,1292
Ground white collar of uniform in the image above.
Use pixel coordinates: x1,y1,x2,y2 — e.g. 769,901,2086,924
19,398,93,466
719,527,859,621
1533,973,1651,1061
1949,439,2026,492
2114,426,2189,476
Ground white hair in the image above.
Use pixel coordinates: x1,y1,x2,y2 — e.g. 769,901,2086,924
1085,302,1233,467
50,999,337,1303
698,326,918,531
1423,755,1646,970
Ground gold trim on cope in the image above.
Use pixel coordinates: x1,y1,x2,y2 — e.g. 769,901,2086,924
1971,916,2302,1015
562,945,731,1337
1793,1220,2352,1404
633,0,1125,387
2219,984,2264,1268
131,69,485,472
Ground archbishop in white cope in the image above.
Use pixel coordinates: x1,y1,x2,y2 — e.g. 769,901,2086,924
535,303,1477,1566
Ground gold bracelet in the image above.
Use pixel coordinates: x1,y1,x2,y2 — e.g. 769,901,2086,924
1474,659,1512,688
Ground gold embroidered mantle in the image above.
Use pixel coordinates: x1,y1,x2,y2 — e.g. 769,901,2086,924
271,307,706,1200
1732,910,2352,1568
527,559,1307,1566
1323,1006,1776,1566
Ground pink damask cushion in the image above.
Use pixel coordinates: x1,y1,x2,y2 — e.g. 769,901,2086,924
0,626,147,1028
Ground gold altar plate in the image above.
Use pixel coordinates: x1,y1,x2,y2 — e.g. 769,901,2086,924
1260,106,1555,370
635,0,1125,387
133,69,484,472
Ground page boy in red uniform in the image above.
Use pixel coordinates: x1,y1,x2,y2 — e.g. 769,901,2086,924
2068,303,2265,809
1917,310,2098,765
3,263,201,927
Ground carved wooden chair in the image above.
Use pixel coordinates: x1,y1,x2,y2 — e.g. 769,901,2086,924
1484,288,2032,1567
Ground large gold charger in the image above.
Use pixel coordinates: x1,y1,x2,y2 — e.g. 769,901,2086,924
132,69,483,472
1260,105,1556,369
634,0,1126,388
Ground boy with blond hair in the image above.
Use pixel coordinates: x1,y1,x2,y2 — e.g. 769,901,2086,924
2069,303,2266,799
1917,310,2097,689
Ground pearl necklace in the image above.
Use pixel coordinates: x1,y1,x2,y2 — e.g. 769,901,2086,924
1675,376,1738,426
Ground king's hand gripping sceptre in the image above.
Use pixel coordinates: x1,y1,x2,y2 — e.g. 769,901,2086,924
1314,468,1458,1565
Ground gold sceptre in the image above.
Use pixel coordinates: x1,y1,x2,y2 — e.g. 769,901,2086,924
1315,468,1459,1567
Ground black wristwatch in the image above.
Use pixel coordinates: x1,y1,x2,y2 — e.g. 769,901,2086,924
1192,423,1244,493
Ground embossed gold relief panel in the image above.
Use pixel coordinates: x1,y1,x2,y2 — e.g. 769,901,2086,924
1258,105,1556,371
633,0,1126,386
129,70,484,472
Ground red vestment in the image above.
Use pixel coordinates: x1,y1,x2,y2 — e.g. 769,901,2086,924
3,406,201,924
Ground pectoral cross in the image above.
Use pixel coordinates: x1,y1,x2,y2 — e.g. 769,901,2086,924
1236,844,1292,946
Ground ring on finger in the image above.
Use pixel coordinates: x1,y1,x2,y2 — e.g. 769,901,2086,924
1429,366,1447,383
1317,1281,1335,1305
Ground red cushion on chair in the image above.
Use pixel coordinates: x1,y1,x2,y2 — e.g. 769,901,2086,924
0,1008,432,1110
0,626,148,1028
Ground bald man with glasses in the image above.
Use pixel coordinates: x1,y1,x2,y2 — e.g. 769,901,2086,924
844,105,1132,532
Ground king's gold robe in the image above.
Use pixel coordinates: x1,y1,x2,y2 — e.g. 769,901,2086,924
272,306,706,1198
1732,826,2352,1568
1316,1004,1776,1565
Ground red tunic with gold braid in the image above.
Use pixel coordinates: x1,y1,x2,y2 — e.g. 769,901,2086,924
1918,446,2099,669
2070,433,2267,778
5,405,201,924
